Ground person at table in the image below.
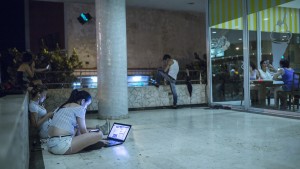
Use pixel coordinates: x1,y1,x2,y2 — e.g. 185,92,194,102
250,62,259,80
273,58,297,109
258,59,276,80
250,62,260,104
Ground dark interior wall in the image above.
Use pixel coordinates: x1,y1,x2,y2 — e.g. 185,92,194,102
29,1,65,53
0,0,25,52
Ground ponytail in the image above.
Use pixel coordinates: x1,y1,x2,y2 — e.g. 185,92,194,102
58,89,91,110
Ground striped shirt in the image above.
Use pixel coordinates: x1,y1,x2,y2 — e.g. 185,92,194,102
49,106,86,135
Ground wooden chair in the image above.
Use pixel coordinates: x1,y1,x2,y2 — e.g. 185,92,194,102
290,72,300,111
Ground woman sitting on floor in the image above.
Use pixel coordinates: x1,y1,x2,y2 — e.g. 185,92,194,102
47,89,109,155
29,84,54,139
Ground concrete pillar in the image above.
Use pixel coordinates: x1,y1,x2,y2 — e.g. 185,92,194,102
95,0,128,119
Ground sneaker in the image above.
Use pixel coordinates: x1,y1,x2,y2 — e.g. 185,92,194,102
172,105,177,109
96,119,110,135
149,79,159,88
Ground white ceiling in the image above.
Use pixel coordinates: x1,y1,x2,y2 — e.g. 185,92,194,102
33,0,206,13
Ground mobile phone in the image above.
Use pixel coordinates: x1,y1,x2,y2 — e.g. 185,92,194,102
90,129,100,132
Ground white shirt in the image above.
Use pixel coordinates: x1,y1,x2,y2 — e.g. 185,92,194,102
258,69,273,80
168,59,179,80
29,100,51,138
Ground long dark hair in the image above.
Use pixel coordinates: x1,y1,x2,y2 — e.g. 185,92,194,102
58,89,92,110
30,84,48,98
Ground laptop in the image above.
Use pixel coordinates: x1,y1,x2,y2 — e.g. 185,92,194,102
104,123,132,147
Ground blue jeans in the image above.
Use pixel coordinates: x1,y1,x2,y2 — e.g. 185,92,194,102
156,69,178,106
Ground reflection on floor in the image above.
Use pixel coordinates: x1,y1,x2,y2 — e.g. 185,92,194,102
36,107,300,169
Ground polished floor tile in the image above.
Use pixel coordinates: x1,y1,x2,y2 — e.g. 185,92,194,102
41,107,300,169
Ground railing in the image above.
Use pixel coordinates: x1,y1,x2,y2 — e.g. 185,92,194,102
37,68,204,89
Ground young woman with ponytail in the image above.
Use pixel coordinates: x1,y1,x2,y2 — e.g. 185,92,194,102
47,89,108,155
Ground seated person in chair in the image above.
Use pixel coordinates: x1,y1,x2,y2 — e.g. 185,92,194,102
257,60,277,105
273,59,298,109
258,59,276,80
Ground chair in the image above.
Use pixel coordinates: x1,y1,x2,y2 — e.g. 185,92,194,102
290,72,300,111
278,71,300,111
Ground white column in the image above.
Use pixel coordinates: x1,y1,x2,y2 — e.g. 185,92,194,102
95,0,128,119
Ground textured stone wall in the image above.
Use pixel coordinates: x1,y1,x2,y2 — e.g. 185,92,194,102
45,84,207,111
64,4,206,69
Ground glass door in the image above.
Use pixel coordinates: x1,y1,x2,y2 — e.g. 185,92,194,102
209,0,244,106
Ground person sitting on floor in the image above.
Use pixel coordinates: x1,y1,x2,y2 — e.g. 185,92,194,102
47,89,109,155
29,84,54,139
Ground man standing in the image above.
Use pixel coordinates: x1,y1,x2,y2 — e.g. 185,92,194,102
151,54,179,108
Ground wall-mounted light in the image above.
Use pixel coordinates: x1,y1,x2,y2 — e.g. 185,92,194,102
77,13,92,25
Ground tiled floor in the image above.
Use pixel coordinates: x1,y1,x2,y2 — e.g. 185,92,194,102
38,107,300,169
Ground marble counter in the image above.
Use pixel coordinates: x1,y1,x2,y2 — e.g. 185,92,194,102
45,84,207,111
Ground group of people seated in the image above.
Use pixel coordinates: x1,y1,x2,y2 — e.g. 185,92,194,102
29,84,110,155
250,58,299,109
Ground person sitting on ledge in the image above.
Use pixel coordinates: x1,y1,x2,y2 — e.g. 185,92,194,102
17,52,49,89
47,89,109,155
150,54,179,108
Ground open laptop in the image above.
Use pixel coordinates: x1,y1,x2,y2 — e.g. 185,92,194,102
104,122,132,147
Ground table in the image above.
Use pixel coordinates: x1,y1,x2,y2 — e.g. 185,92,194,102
251,80,284,106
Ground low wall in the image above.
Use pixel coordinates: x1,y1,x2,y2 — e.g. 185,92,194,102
0,94,29,169
45,84,207,111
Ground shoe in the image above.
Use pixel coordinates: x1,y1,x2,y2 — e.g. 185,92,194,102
172,105,177,109
96,119,110,135
149,79,159,88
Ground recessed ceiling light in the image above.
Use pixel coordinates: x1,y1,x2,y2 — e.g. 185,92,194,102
188,2,194,5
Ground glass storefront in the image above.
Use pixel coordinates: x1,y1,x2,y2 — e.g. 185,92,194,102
208,0,300,114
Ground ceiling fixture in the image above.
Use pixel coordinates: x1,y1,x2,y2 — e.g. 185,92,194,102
188,2,195,5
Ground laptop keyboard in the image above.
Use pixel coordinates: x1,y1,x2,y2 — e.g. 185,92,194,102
108,140,120,144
